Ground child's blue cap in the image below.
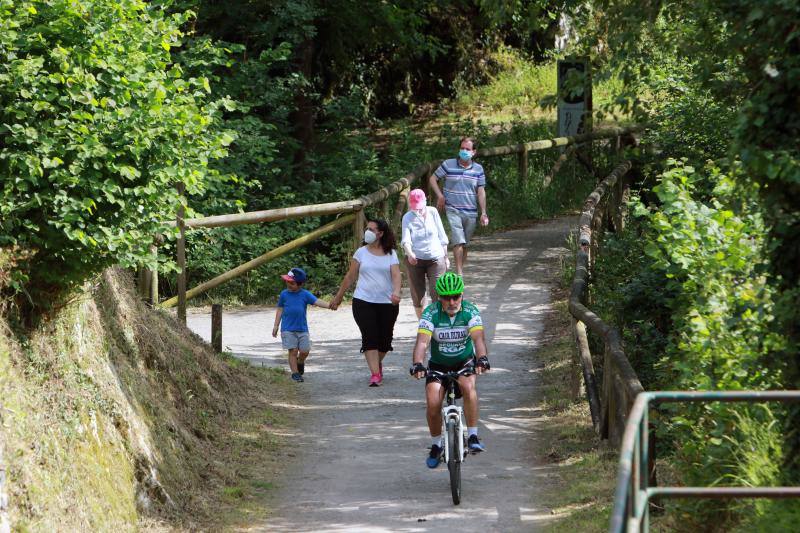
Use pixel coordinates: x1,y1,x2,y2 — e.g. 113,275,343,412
281,267,307,284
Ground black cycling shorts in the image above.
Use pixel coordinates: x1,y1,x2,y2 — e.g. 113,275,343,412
426,358,476,398
352,298,400,353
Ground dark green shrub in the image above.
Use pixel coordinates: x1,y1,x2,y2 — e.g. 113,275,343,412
0,0,232,317
593,160,787,527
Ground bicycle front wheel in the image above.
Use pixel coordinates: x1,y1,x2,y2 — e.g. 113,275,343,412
446,419,461,505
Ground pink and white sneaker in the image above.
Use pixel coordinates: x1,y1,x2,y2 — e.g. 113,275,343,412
368,373,382,387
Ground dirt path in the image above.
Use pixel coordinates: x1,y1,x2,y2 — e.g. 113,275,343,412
187,216,577,532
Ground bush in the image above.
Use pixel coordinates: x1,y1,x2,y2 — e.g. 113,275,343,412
592,160,787,527
0,0,232,317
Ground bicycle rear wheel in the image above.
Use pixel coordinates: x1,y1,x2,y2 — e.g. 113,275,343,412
446,419,461,505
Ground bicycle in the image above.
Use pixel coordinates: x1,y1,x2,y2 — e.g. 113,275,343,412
428,365,474,505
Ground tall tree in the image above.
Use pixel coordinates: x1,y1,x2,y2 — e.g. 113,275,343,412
174,0,564,178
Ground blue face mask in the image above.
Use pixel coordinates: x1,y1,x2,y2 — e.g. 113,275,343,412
458,149,473,161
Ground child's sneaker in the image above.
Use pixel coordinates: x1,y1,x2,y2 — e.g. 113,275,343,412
298,362,305,375
291,373,304,382
368,373,381,387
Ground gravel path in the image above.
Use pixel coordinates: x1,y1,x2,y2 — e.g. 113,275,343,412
187,216,577,532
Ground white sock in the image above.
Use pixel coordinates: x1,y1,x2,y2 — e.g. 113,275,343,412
432,436,443,448
468,427,478,437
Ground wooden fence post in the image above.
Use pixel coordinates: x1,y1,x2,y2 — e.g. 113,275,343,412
137,268,152,302
176,183,187,324
517,146,528,186
149,243,158,305
570,319,584,400
590,202,604,271
618,175,631,233
391,187,410,235
601,344,612,440
420,163,431,202
211,303,222,353
353,209,367,252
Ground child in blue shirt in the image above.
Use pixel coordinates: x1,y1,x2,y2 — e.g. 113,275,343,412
272,267,333,382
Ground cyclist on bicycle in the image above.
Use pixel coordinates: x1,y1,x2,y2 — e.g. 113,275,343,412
409,272,490,468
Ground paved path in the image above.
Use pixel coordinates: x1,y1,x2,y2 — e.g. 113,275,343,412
187,217,576,532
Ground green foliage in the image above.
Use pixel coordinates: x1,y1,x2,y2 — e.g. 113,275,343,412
593,159,783,391
590,221,674,389
638,162,783,391
453,48,624,125
172,112,604,305
0,0,232,313
135,1,588,305
569,0,800,392
457,47,558,113
593,160,788,526
568,1,800,512
639,58,738,170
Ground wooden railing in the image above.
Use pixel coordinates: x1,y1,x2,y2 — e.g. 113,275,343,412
153,125,644,323
568,156,645,445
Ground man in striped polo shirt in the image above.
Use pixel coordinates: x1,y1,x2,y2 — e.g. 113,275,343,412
428,137,490,276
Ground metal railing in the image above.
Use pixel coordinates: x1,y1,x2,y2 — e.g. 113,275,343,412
611,391,800,533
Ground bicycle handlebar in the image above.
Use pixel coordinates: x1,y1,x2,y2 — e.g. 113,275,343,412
426,365,475,380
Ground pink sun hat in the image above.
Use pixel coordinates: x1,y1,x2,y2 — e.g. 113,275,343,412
408,188,426,210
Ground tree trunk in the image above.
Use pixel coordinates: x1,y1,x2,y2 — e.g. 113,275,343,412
291,37,315,181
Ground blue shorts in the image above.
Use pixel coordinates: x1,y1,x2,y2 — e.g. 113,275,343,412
281,331,311,352
446,208,477,246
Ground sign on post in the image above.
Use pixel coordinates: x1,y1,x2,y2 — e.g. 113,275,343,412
557,58,592,138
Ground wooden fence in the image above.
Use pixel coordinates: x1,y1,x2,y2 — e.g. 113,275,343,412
150,125,644,325
568,153,646,446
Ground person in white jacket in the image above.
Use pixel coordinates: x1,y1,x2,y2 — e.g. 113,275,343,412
401,189,449,319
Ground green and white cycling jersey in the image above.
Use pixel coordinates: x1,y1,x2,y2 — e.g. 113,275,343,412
418,300,484,365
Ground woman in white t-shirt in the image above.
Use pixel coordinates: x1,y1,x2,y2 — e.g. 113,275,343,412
331,218,402,387
401,188,449,319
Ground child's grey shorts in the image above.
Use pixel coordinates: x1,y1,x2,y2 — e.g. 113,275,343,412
446,208,477,245
281,331,311,352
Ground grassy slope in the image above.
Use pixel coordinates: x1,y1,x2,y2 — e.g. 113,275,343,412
452,48,626,125
527,284,617,531
0,268,294,531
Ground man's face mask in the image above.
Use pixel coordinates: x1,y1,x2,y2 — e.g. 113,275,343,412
458,148,473,161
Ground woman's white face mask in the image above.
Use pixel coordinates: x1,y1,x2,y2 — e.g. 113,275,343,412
364,229,378,244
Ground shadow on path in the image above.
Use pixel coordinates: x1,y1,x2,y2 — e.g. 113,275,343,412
187,216,577,532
